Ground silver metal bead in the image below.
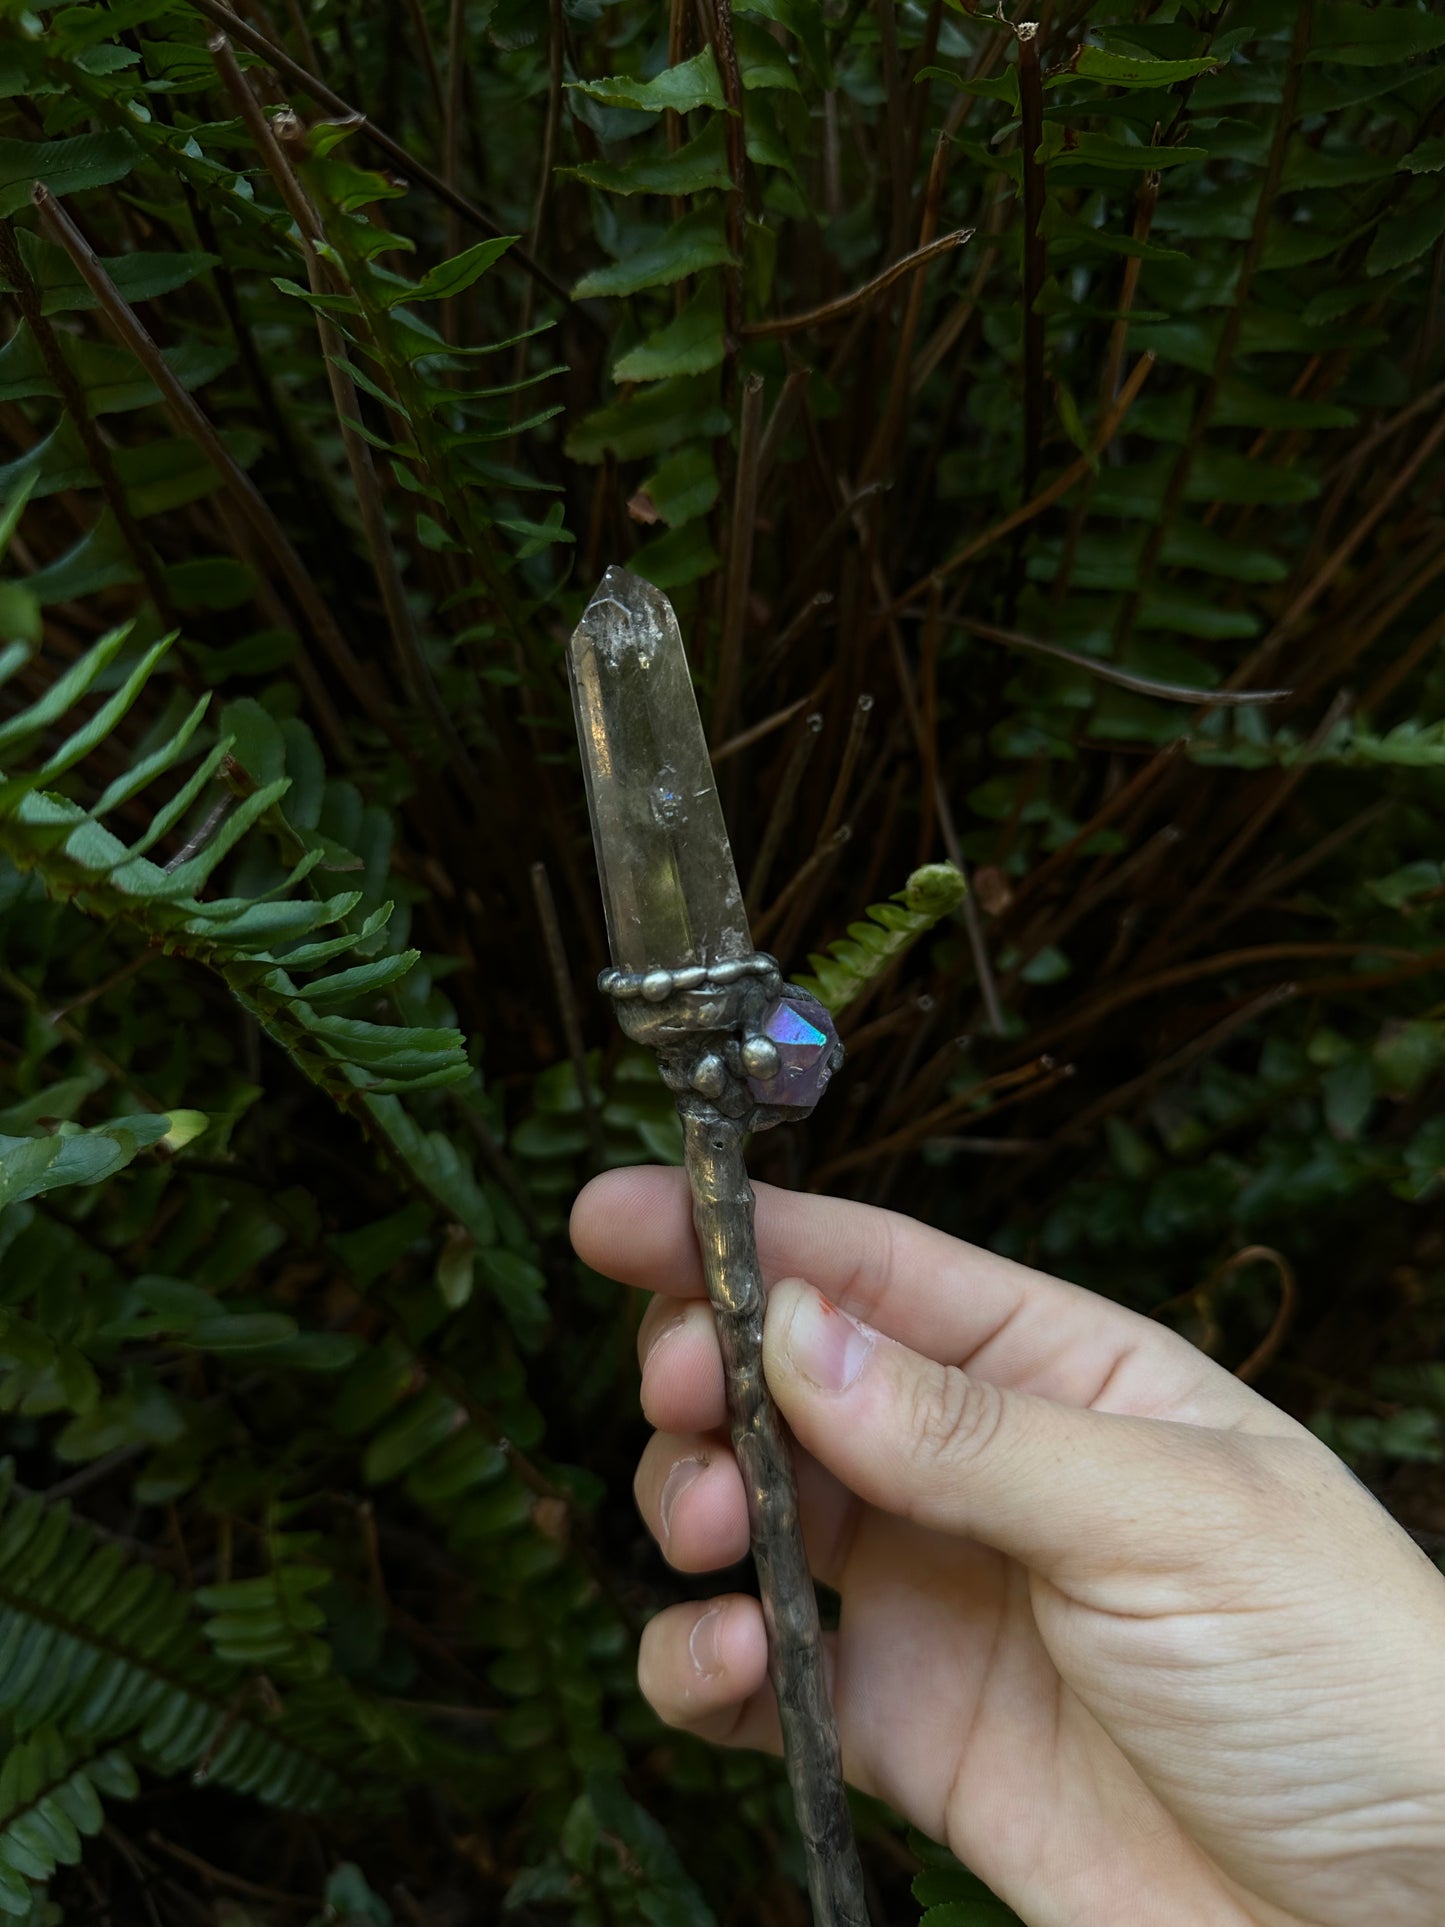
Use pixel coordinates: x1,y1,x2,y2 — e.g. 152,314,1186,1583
740,1035,781,1078
611,973,640,999
709,959,746,984
672,965,706,990
641,969,674,1003
691,1053,728,1098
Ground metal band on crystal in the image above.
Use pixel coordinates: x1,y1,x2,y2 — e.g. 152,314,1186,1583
601,951,843,1130
599,951,780,1001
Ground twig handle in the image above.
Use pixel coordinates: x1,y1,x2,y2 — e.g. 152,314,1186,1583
682,1112,871,1927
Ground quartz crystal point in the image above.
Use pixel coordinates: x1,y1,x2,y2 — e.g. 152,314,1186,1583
568,567,752,974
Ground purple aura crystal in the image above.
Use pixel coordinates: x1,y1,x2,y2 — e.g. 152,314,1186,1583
746,991,841,1110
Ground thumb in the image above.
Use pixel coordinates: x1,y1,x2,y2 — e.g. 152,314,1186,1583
762,1278,1271,1596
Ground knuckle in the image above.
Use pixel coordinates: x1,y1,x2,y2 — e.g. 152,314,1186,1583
907,1362,1004,1475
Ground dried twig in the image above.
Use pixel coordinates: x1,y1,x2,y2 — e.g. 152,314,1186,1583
746,712,824,913
34,185,406,758
1052,985,1297,1148
754,591,835,688
1359,602,1445,718
207,42,480,799
756,366,813,489
531,861,604,1167
949,616,1291,706
712,372,765,744
755,826,851,951
1134,691,1350,969
0,220,179,627
146,1834,314,1910
706,0,747,339
180,0,577,310
1227,1248,1299,1384
402,0,445,123
741,230,973,340
896,352,1156,606
1022,940,1435,1061
862,132,951,486
1015,23,1046,498
874,0,911,257
1100,170,1160,409
1259,408,1445,662
813,1057,1074,1184
443,0,466,285
817,694,875,844
712,691,820,767
873,560,1004,1034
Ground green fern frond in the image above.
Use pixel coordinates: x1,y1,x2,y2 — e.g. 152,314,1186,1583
0,1727,135,1916
0,1111,206,1213
0,625,469,1105
795,864,968,1017
0,605,541,1333
196,1519,333,1683
0,1459,362,1812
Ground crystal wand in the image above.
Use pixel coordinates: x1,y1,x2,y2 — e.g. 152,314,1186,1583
567,569,870,1926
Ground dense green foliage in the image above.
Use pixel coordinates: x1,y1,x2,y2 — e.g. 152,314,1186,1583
0,0,1442,1920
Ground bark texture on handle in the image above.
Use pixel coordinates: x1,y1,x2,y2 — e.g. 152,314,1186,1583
683,1110,871,1927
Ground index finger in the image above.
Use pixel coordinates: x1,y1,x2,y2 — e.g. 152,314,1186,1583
571,1166,1278,1428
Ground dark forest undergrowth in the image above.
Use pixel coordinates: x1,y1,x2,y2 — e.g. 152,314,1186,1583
1,0,1443,1920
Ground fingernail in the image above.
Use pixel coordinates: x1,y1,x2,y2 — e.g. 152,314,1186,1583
642,1309,688,1370
689,1604,725,1678
786,1286,872,1393
659,1457,706,1542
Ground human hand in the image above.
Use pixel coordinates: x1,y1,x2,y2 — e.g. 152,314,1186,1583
572,1168,1445,1927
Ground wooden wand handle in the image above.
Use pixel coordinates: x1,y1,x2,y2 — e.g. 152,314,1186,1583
682,1111,870,1927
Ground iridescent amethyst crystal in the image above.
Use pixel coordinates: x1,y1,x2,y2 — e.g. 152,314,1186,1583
745,991,840,1109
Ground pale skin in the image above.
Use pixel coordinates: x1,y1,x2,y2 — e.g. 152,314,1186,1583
571,1167,1445,1927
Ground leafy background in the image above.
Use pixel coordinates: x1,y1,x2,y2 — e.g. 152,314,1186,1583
1,0,1443,1922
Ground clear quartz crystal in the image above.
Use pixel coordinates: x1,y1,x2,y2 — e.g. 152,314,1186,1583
568,567,752,973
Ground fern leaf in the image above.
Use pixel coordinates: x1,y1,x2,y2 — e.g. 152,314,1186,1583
11,633,174,799
0,1728,135,1913
0,608,463,1108
0,626,133,763
0,1462,363,1812
196,1525,332,1681
0,1114,206,1211
571,209,736,301
117,733,234,858
568,49,726,115
796,864,968,1016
